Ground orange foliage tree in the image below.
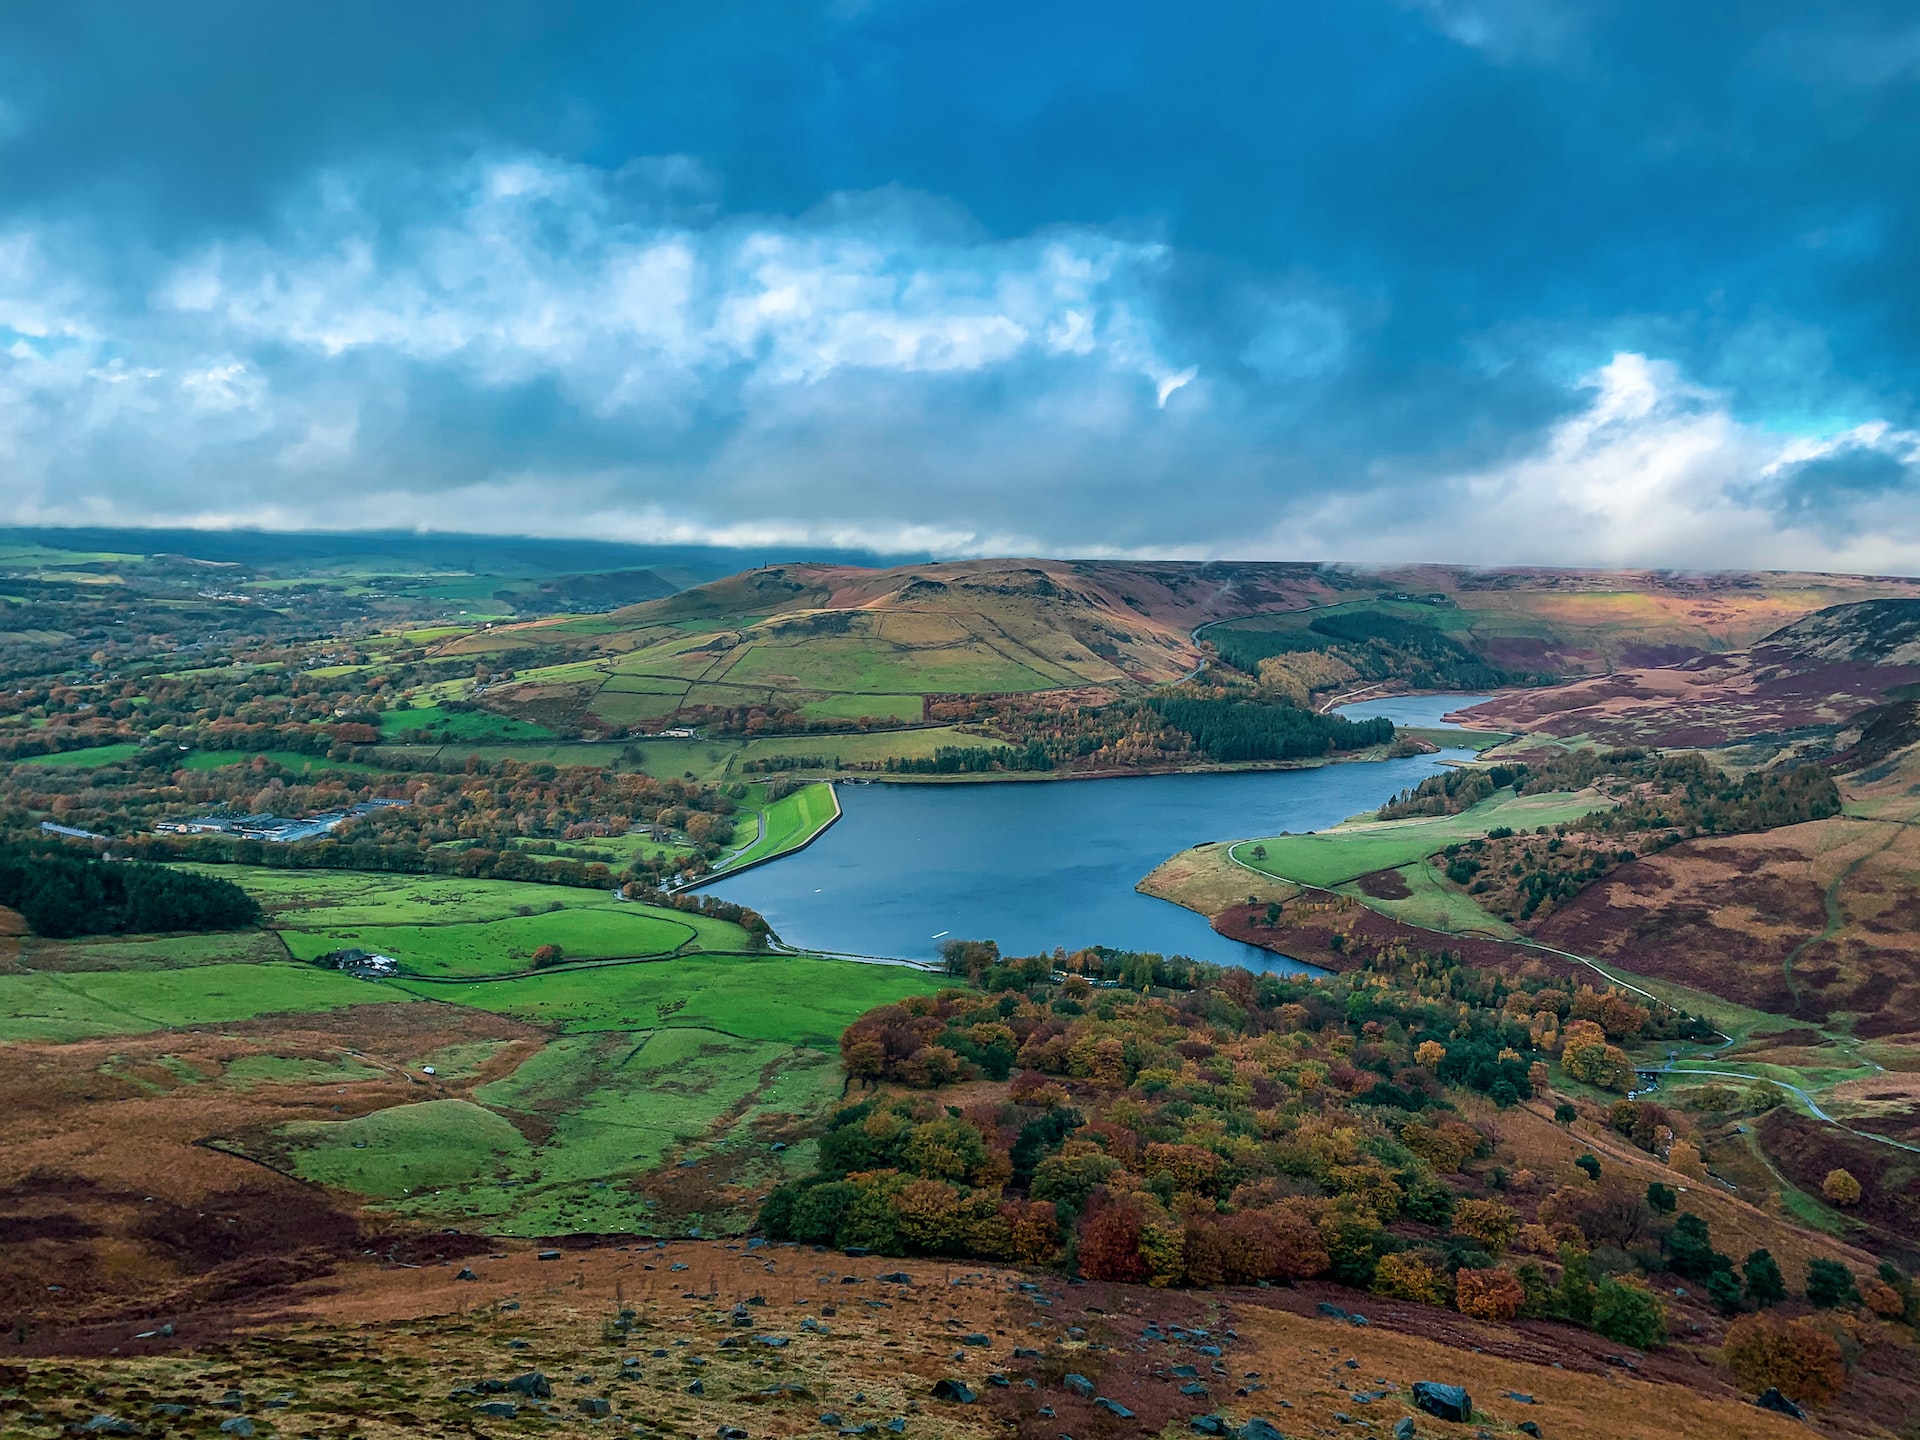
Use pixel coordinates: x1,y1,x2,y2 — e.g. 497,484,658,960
1455,1267,1526,1321
1724,1314,1846,1406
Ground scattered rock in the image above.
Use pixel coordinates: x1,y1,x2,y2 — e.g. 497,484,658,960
718,1429,748,1440
1181,1383,1209,1397
1238,1421,1285,1440
1013,1346,1040,1359
148,1405,190,1419
1505,1393,1535,1405
80,1419,138,1436
1394,1420,1416,1440
1190,1418,1230,1438
1093,1397,1134,1418
536,1250,562,1261
456,1268,479,1281
218,1420,257,1438
507,1372,552,1399
1412,1383,1471,1424
686,1380,704,1396
1063,1374,1095,1398
961,1333,989,1346
757,1336,790,1348
930,1379,976,1404
474,1402,518,1420
820,1415,842,1427
1518,1424,1542,1438
885,1422,906,1435
878,1272,912,1284
1756,1389,1805,1420
578,1398,612,1416
217,1390,247,1410
1317,1303,1349,1320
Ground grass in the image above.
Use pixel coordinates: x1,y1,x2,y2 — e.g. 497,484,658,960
0,962,407,1043
1343,860,1518,937
277,908,711,978
17,929,287,972
726,635,1059,694
201,866,645,926
178,749,381,775
393,954,941,1048
378,705,554,742
282,1098,530,1198
1229,787,1606,888
223,1053,384,1088
718,783,839,872
12,743,141,768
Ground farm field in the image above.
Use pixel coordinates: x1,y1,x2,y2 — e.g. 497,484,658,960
13,743,142,768
1227,785,1605,888
276,907,706,978
0,961,409,1043
377,703,554,742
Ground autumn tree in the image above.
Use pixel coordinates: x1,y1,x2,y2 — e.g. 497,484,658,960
1724,1314,1845,1406
1455,1267,1526,1321
1822,1168,1862,1206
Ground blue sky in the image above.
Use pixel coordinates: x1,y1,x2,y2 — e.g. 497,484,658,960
0,1,1916,569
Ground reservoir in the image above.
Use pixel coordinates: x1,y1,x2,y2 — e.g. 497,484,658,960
708,694,1492,972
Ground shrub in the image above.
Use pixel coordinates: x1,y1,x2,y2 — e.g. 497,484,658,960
1861,1279,1905,1319
1078,1202,1150,1283
1822,1168,1862,1206
1706,1269,1745,1316
1452,1198,1520,1255
1665,1212,1730,1280
1724,1313,1845,1406
1455,1267,1526,1321
1574,1153,1601,1181
1373,1252,1449,1305
1592,1276,1667,1348
531,943,564,968
1646,1181,1677,1214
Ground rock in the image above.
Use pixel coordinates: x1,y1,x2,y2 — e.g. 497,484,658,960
1411,1383,1471,1424
456,1268,479,1281
1170,1365,1200,1378
685,1380,704,1396
1353,1389,1389,1403
1190,1418,1230,1437
80,1419,138,1436
1505,1393,1535,1405
1237,1421,1286,1440
1063,1374,1095,1398
1756,1389,1805,1420
507,1372,552,1399
820,1415,842,1427
536,1249,562,1261
1518,1424,1542,1439
718,1429,748,1440
1181,1383,1209,1397
878,1272,912,1284
843,1246,873,1257
961,1333,989,1346
1093,1397,1134,1418
987,1374,1010,1388
1317,1303,1349,1320
1394,1420,1416,1440
930,1379,975,1404
149,1405,191,1419
757,1336,790,1348
474,1402,517,1420
1198,1345,1224,1357
578,1398,612,1416
885,1422,906,1435
219,1421,257,1438
1349,1314,1370,1327
218,1390,247,1410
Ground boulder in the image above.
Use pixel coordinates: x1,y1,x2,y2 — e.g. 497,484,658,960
577,1398,612,1416
1093,1397,1135,1418
1181,1383,1209,1397
455,1268,479,1281
877,1272,912,1284
217,1421,256,1439
1189,1419,1229,1437
80,1419,138,1436
1412,1382,1472,1423
1756,1389,1805,1420
1063,1374,1095,1398
474,1403,517,1420
1519,1424,1542,1438
961,1333,989,1346
1238,1422,1286,1440
1316,1303,1349,1320
931,1378,976,1404
1394,1420,1416,1440
148,1405,190,1419
507,1373,552,1399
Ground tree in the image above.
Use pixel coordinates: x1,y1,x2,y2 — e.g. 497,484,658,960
1805,1259,1856,1309
1574,1153,1601,1181
1646,1181,1677,1214
1452,1198,1520,1256
1415,1040,1448,1069
531,943,563,968
1822,1168,1862,1206
1373,1252,1449,1305
1665,1212,1730,1281
1592,1277,1667,1348
1455,1267,1526,1321
1706,1269,1745,1316
1724,1313,1845,1406
1743,1250,1787,1308
1078,1203,1150,1283
1556,1245,1595,1326
1553,1102,1578,1126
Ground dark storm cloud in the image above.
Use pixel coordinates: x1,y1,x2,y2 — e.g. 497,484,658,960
0,1,1917,566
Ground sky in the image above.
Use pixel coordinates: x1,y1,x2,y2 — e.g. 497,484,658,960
1,1,1917,572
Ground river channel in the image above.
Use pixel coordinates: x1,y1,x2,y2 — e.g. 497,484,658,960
705,694,1492,972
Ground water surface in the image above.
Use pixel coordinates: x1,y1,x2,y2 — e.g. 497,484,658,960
708,703,1490,969
1333,693,1492,729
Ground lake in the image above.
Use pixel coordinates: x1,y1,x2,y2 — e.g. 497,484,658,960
708,694,1490,972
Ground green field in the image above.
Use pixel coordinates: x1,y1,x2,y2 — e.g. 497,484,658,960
278,908,713,978
397,954,938,1047
378,704,554,742
13,743,141,768
1228,786,1605,888
716,782,839,872
17,929,287,973
179,749,380,775
0,962,406,1043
